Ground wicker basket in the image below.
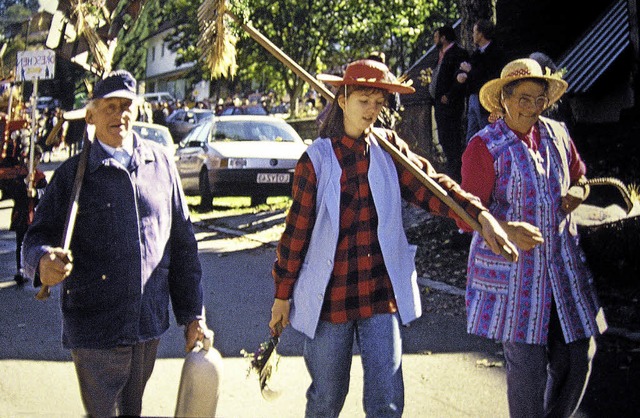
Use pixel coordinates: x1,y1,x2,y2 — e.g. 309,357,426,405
573,178,640,289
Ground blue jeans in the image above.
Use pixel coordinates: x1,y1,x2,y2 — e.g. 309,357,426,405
303,313,404,418
465,94,489,141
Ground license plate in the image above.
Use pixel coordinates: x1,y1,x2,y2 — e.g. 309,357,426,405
257,173,290,183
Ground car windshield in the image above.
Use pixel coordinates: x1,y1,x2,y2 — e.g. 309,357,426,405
221,106,268,116
211,120,300,143
133,125,171,147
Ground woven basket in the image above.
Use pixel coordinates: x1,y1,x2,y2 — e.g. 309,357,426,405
573,178,640,289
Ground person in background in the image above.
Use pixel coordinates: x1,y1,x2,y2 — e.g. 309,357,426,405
456,19,506,141
529,51,575,129
269,58,517,417
428,25,469,181
9,144,47,286
459,58,607,418
21,70,214,417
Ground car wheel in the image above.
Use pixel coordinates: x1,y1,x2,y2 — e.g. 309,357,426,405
250,195,268,206
199,169,214,210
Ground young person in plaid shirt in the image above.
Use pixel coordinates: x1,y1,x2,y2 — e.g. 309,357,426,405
268,59,517,417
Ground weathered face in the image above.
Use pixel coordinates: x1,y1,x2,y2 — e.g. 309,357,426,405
338,88,386,138
501,80,549,134
86,97,137,147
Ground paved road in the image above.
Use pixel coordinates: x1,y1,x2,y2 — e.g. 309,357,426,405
0,152,637,417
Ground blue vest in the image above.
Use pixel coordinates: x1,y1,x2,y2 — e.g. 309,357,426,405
290,129,420,338
466,117,606,344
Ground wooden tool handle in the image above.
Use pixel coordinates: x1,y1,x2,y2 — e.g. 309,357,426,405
226,13,514,262
35,134,91,301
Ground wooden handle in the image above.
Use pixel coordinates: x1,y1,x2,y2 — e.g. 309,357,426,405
35,135,91,301
225,13,514,262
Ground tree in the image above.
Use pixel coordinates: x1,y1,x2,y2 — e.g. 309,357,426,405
112,0,166,80
0,0,39,16
152,0,466,116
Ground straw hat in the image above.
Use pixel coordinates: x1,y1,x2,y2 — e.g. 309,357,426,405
479,58,567,114
318,59,415,95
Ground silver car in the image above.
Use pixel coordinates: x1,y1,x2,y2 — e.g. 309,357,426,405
176,115,308,207
132,121,175,156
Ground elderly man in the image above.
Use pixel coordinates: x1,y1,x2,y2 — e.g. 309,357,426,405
22,70,211,417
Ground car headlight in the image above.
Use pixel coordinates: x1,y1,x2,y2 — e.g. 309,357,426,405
221,158,247,169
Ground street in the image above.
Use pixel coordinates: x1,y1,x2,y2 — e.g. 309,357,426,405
0,153,512,417
0,152,637,417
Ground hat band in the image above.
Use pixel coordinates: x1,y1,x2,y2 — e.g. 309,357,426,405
505,68,536,78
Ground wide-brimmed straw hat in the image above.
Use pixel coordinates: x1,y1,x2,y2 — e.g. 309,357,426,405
318,59,415,95
479,58,568,114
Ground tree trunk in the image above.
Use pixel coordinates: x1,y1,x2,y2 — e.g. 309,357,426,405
458,0,497,49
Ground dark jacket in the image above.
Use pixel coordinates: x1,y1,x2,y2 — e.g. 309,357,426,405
9,167,47,232
433,43,469,108
22,134,204,349
460,41,506,96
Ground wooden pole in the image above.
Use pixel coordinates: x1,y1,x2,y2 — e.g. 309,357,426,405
223,11,514,262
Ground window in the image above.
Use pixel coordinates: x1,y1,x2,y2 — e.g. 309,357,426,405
151,46,155,61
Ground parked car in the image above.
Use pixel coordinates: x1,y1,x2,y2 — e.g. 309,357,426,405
132,121,175,156
166,108,214,143
142,92,176,106
175,115,308,207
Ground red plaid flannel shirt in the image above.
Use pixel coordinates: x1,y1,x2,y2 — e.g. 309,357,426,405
273,132,486,323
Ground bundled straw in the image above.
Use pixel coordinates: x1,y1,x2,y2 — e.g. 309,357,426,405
71,0,112,74
198,0,237,79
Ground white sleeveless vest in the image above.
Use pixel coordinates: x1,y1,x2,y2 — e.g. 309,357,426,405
289,129,420,338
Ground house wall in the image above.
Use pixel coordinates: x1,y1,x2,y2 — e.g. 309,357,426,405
144,29,194,101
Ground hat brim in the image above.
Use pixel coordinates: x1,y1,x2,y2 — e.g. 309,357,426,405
479,75,568,114
318,74,415,95
63,108,87,120
96,89,140,102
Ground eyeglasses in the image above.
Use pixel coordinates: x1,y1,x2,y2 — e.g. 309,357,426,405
518,95,549,110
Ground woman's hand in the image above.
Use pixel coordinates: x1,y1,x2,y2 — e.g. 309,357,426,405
561,194,583,214
500,220,544,251
269,298,290,336
478,212,519,262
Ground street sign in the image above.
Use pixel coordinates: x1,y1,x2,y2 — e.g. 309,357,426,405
16,49,56,81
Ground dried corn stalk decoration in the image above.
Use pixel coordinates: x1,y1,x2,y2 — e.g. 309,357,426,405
70,0,113,75
198,0,238,79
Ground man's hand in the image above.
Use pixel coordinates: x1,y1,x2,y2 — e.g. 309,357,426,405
269,298,290,336
185,319,210,352
478,212,519,262
38,248,73,286
499,220,544,252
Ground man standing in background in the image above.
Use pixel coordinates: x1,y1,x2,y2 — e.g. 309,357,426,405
456,19,506,141
429,25,468,181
